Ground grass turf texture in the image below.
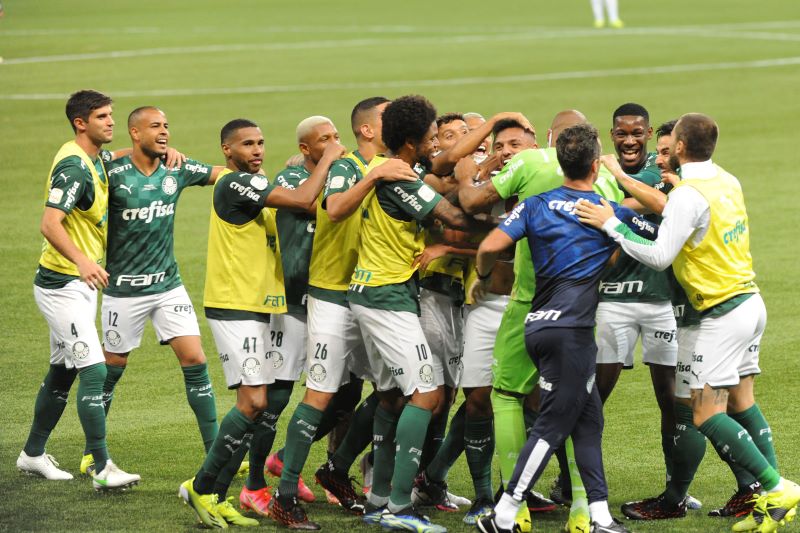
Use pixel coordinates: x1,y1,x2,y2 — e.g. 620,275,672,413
1,0,799,531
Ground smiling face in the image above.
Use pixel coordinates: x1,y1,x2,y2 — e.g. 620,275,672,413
656,133,673,172
493,127,536,165
223,126,265,174
414,121,439,171
436,119,468,151
611,115,653,172
130,108,169,159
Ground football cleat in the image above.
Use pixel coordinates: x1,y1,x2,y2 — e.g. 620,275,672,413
550,477,573,507
180,478,228,529
92,460,140,491
265,453,316,503
217,496,259,527
463,497,494,525
359,452,373,495
314,460,364,514
564,507,591,533
593,19,605,29
476,514,519,533
621,492,686,520
527,490,557,513
685,494,703,510
412,472,458,511
362,501,387,525
591,518,631,532
17,451,73,480
447,490,472,507
708,483,761,517
239,485,272,517
268,491,321,530
80,453,94,475
734,481,800,533
237,460,250,477
609,19,625,29
379,505,448,532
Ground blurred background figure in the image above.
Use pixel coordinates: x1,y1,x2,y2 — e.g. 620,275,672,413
590,0,623,28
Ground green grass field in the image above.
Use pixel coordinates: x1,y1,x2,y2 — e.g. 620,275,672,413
1,0,799,531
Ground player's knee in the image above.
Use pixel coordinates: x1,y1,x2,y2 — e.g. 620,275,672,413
465,389,493,418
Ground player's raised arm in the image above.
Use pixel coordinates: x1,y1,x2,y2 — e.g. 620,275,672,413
266,141,346,211
326,158,417,222
454,156,503,214
601,154,666,214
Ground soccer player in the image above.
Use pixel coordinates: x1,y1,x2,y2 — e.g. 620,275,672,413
475,124,642,533
594,103,679,499
19,90,140,490
576,112,800,533
179,118,344,529
589,0,623,28
348,94,486,533
269,100,421,529
89,106,224,476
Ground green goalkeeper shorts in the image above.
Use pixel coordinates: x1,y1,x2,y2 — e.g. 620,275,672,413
492,298,538,395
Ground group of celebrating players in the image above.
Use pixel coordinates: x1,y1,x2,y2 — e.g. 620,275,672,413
17,88,799,533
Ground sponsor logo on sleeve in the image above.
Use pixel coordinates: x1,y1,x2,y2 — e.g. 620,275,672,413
329,175,345,190
250,175,269,191
184,162,209,175
48,188,64,204
418,184,435,202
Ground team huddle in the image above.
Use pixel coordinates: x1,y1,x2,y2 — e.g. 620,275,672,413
17,89,799,533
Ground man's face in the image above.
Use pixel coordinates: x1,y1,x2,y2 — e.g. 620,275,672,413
224,127,265,173
301,122,340,164
132,108,169,159
465,115,490,157
668,123,684,172
370,102,390,152
493,127,536,165
611,115,652,172
656,134,673,172
436,119,468,151
81,105,115,145
414,122,439,171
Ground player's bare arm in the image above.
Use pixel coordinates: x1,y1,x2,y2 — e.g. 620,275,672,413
601,154,666,214
430,196,494,233
327,158,417,222
40,207,108,289
471,228,514,301
266,142,346,211
455,156,502,214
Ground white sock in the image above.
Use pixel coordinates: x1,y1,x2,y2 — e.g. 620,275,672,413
604,0,620,21
768,478,785,493
589,501,614,527
589,0,604,21
495,493,521,530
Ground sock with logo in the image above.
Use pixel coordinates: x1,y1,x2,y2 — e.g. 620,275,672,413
465,413,494,501
101,363,125,416
23,364,78,457
77,363,110,473
731,404,778,470
193,407,254,495
426,402,466,482
213,435,251,500
699,413,780,491
420,403,449,471
663,403,706,505
182,363,218,453
248,382,292,491
332,392,378,472
277,403,324,498
370,405,398,500
314,377,363,443
388,404,432,511
492,390,527,485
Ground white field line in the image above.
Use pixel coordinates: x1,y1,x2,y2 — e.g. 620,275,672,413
3,56,799,101
2,23,800,66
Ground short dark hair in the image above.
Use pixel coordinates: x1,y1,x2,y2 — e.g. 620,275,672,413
612,102,649,124
656,119,677,139
436,113,465,128
381,95,437,153
675,113,718,161
220,118,259,144
65,90,113,133
127,106,161,128
492,118,526,138
556,124,601,180
350,96,390,137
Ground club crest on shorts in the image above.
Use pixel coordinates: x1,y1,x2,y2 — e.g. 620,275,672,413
72,341,90,360
161,176,178,195
242,357,261,377
105,330,121,347
308,363,326,383
267,350,283,369
419,364,434,385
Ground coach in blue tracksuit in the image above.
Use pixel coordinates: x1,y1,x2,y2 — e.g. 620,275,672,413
472,124,657,533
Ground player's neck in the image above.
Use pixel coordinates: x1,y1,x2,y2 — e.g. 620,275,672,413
357,140,378,162
303,157,315,173
131,148,161,176
563,178,594,191
74,134,102,160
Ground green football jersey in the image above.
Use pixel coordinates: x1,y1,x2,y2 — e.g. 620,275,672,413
104,156,211,297
491,147,625,304
273,165,316,315
600,152,672,303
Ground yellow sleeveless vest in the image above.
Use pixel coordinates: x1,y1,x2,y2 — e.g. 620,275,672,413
204,169,287,313
419,228,467,282
39,141,109,276
309,152,369,291
351,156,425,287
672,166,758,311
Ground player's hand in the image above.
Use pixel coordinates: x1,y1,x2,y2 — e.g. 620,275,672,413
477,153,503,181
661,171,680,187
493,112,535,135
370,158,418,182
575,198,615,229
412,243,450,271
164,147,187,169
469,277,490,302
454,156,480,184
321,142,347,163
77,259,109,290
600,154,625,179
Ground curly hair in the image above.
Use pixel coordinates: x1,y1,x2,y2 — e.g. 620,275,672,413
556,123,600,179
381,95,437,153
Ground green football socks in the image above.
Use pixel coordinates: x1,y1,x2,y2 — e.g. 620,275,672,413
369,405,399,502
492,390,526,485
182,363,218,452
664,403,706,505
332,392,378,472
194,407,253,494
426,402,466,482
388,404,432,511
77,363,110,473
465,412,494,501
732,404,778,470
23,364,77,456
278,403,323,497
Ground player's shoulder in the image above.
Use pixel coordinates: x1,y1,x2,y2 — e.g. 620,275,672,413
52,154,89,176
274,165,308,189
